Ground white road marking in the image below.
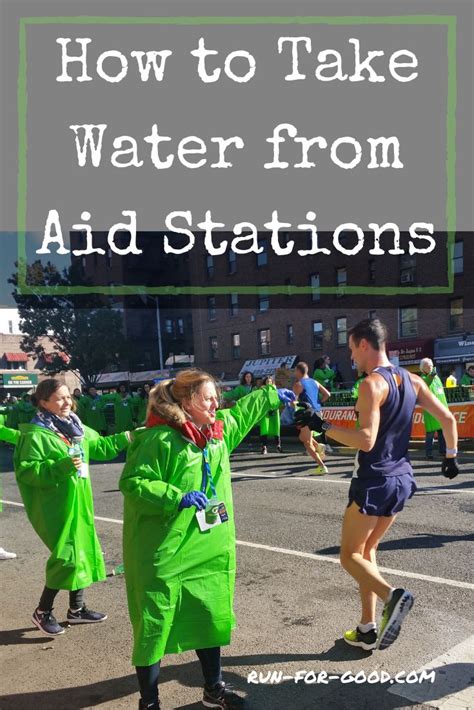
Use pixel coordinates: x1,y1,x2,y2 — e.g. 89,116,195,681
388,635,474,708
2,499,473,591
230,472,474,494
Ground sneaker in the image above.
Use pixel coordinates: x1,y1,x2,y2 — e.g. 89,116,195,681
32,608,65,637
377,588,414,650
312,464,329,475
343,627,377,651
138,700,160,710
276,445,283,454
325,444,334,454
203,681,246,709
261,446,268,455
67,605,107,624
0,547,17,560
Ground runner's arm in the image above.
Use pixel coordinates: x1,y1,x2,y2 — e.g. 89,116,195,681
324,378,383,451
318,383,331,403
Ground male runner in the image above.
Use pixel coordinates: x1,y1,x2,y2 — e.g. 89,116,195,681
293,362,330,474
295,319,458,650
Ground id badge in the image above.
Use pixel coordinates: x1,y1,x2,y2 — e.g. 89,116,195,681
196,502,228,532
77,462,89,479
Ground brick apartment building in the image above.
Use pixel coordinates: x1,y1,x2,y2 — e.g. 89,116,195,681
188,232,473,384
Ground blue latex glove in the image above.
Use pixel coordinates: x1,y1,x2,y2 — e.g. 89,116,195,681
277,388,297,405
178,491,209,511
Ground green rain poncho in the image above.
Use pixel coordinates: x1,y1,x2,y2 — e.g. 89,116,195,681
15,398,36,425
104,393,137,433
221,384,253,403
82,395,108,433
119,385,281,667
0,422,20,446
312,367,336,391
421,372,448,432
259,406,281,437
14,424,130,590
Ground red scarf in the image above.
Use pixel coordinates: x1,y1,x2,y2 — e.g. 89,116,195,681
146,412,224,450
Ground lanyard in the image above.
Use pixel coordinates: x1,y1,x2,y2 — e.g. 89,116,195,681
201,447,217,498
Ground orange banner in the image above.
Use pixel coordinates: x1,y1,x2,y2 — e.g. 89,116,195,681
321,402,474,439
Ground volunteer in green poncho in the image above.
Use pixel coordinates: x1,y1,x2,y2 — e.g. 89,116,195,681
5,396,19,429
119,368,296,710
104,383,138,433
460,364,474,387
14,378,131,638
81,386,108,434
420,358,448,459
258,376,282,454
15,393,36,425
221,370,255,404
312,356,336,391
134,383,151,426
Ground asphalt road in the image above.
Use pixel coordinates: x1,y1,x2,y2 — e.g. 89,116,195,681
1,441,473,710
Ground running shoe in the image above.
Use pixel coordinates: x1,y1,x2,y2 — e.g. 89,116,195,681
67,605,107,624
0,547,16,560
32,608,65,636
203,681,246,708
261,446,268,455
377,588,414,650
343,627,377,651
312,464,329,475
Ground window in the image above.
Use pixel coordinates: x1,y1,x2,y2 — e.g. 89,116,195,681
453,241,463,275
310,273,320,302
164,318,173,335
209,336,218,361
177,318,184,335
336,317,347,346
257,238,268,267
8,320,13,334
228,250,237,274
400,254,416,285
206,255,214,278
229,293,239,317
449,298,463,332
336,268,347,297
258,290,270,312
258,328,271,355
312,321,323,349
231,333,240,359
368,259,376,284
399,307,418,337
287,324,294,345
207,296,216,321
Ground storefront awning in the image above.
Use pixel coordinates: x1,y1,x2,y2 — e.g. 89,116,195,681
3,352,28,362
434,335,474,364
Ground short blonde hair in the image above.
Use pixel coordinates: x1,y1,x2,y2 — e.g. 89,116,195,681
147,369,218,425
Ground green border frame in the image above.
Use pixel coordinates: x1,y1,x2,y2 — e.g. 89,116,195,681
17,15,457,296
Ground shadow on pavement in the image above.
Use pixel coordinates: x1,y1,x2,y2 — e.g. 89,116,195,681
316,531,474,556
0,626,51,646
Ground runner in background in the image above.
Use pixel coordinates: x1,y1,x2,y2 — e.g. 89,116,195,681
293,362,330,475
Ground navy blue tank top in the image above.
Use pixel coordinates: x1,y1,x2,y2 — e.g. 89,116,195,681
355,366,416,479
298,377,321,412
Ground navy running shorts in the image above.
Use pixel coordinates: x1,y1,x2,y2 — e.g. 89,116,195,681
348,473,417,517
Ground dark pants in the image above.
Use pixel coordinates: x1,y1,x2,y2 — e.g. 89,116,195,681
425,429,446,457
38,586,85,612
136,646,222,705
260,434,281,447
